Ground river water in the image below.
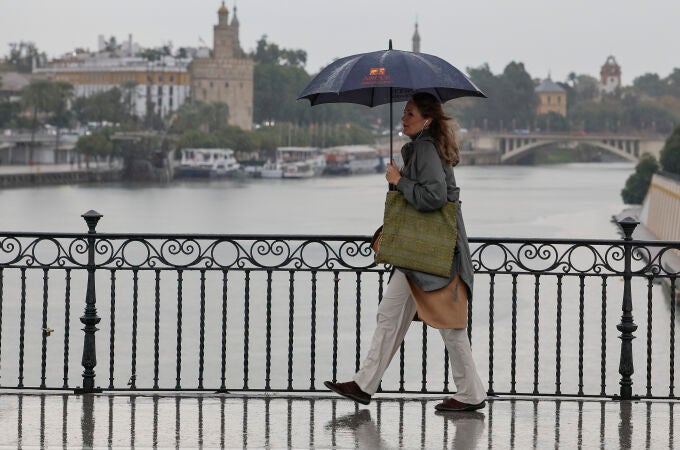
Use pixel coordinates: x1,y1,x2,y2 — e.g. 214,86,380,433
1,161,676,398
0,162,633,237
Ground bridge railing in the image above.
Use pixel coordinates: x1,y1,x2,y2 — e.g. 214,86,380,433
0,212,678,400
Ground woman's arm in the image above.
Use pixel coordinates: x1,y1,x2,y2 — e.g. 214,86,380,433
395,142,447,211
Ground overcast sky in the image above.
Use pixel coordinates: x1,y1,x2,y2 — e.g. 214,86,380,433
1,0,677,85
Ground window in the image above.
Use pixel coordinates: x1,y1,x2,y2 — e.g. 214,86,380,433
158,75,163,83
169,75,174,82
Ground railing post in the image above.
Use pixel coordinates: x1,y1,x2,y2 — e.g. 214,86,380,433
77,210,103,393
617,217,639,400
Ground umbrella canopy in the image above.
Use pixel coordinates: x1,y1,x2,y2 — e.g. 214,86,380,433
298,45,486,107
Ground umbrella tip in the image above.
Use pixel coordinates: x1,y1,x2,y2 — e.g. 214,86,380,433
388,39,392,50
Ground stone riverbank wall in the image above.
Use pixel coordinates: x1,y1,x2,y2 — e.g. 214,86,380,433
0,168,122,188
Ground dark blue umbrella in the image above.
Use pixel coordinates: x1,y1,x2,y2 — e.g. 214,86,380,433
298,41,486,159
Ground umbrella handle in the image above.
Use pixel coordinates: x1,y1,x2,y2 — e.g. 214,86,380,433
388,86,393,190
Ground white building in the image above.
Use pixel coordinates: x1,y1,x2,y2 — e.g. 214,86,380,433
35,53,192,119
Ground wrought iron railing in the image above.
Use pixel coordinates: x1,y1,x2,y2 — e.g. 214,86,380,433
0,212,678,399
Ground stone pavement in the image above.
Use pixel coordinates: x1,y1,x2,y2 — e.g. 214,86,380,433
0,392,677,449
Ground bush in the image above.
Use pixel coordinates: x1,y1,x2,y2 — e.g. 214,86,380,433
621,154,659,204
660,124,680,176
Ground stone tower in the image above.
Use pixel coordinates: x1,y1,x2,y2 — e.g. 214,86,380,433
412,20,421,53
190,2,254,130
600,55,621,94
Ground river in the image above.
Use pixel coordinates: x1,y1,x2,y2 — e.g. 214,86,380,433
3,161,676,397
0,162,633,238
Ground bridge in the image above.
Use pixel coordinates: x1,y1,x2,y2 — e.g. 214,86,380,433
471,132,667,164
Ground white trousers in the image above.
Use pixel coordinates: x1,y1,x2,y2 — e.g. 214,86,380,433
353,270,487,404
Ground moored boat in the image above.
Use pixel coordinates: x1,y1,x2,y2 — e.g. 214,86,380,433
277,147,325,179
174,148,243,178
323,145,380,175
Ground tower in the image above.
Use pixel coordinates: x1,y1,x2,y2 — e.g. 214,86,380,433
190,2,254,130
600,56,621,94
412,20,421,53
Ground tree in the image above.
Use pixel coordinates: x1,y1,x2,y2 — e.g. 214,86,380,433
535,112,569,132
46,82,75,154
22,79,62,162
7,41,46,72
621,154,659,204
0,102,20,128
500,61,537,129
665,68,680,98
633,73,667,98
75,129,113,168
251,35,307,67
103,36,120,52
73,88,126,127
458,62,537,131
174,101,230,133
120,81,139,124
659,124,680,175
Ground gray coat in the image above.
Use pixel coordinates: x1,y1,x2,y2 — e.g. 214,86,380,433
394,130,474,296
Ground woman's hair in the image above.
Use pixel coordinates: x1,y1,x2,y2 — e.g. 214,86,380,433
411,92,460,166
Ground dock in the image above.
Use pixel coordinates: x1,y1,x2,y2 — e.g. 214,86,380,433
0,163,122,187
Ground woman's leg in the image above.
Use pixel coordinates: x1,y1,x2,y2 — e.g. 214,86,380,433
439,328,486,404
353,270,416,395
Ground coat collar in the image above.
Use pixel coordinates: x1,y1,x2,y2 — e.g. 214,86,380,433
402,129,434,161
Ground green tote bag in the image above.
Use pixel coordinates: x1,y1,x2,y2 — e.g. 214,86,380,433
375,191,458,278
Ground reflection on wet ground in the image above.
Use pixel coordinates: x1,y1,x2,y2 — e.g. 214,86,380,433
0,392,677,449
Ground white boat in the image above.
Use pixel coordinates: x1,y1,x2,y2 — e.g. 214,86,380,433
175,148,242,178
323,145,380,175
277,147,326,179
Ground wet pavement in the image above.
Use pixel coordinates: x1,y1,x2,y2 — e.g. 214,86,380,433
0,392,677,449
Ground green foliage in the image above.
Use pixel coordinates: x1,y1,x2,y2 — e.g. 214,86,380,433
72,88,127,125
176,130,219,149
0,102,21,128
174,101,230,133
251,35,307,67
6,41,47,72
46,82,75,130
500,62,538,128
659,124,680,175
621,154,659,204
535,112,569,132
76,129,114,160
21,79,58,117
459,62,537,130
21,79,74,145
253,62,312,124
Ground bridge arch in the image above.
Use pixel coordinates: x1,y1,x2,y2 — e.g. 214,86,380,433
500,137,639,163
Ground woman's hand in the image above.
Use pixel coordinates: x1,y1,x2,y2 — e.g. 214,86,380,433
385,160,401,185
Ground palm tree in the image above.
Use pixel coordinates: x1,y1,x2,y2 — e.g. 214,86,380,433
21,79,59,163
47,82,75,159
120,81,138,120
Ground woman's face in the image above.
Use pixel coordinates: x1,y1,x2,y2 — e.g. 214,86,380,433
401,99,430,138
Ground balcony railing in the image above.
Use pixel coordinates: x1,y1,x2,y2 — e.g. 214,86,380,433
0,212,678,399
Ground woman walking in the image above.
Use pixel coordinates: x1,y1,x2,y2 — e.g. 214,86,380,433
325,92,486,412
